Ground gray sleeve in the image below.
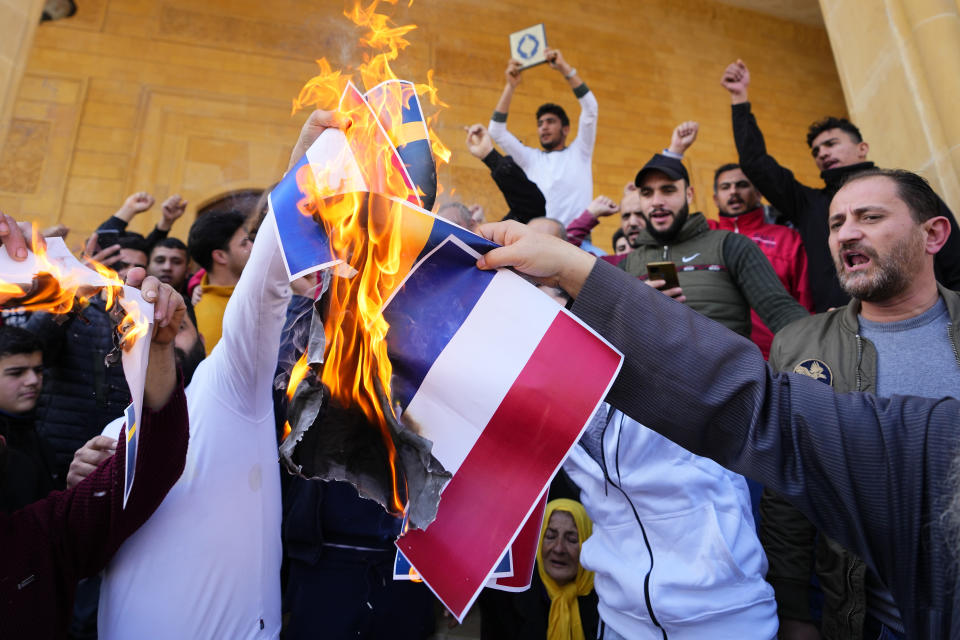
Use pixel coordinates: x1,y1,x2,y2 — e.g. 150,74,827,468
722,232,809,334
569,259,956,596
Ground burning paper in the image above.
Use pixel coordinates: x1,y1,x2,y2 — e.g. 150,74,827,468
116,286,153,509
0,236,154,509
272,80,443,280
0,236,116,310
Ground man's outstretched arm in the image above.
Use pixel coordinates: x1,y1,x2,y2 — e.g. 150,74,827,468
489,59,535,165
210,111,340,420
474,220,957,591
722,59,813,222
545,49,597,157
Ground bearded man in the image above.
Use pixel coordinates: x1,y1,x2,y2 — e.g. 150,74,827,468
760,168,958,640
619,152,807,338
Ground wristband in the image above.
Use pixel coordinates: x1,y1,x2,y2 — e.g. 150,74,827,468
564,67,577,79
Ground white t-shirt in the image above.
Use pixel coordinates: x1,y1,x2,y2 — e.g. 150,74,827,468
488,89,598,226
98,212,291,640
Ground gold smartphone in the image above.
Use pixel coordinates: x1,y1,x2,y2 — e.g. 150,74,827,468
646,261,680,290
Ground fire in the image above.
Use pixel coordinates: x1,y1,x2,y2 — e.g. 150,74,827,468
282,352,312,442
293,0,449,171
287,0,453,515
0,225,122,314
117,298,151,351
0,224,152,355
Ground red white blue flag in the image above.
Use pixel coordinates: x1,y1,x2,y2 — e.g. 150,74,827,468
385,237,622,620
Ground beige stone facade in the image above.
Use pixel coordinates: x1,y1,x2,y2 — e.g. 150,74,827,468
820,0,960,214
0,0,848,251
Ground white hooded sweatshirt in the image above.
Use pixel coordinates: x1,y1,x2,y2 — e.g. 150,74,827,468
564,406,778,639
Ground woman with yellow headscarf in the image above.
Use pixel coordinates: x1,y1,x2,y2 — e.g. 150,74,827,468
537,499,596,640
479,498,597,640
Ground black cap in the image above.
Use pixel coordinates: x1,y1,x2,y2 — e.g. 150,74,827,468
634,154,690,187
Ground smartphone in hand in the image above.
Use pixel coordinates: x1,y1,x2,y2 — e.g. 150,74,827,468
646,261,680,290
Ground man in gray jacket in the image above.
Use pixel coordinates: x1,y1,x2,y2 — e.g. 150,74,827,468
761,168,957,640
473,217,960,640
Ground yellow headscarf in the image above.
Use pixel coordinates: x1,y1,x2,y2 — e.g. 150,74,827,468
536,499,595,640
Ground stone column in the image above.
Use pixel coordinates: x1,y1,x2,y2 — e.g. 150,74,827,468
0,0,45,152
819,0,960,213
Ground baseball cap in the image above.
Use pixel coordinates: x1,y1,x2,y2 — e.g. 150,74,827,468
635,154,690,186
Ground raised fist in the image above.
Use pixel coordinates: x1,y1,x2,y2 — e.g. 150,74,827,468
721,59,750,103
587,196,619,218
669,121,699,155
121,191,155,216
161,194,188,226
465,124,494,159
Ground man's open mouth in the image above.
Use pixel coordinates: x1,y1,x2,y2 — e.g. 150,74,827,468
842,249,871,270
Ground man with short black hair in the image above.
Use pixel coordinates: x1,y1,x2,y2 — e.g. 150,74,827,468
565,122,699,260
187,210,251,354
488,49,597,225
710,163,812,358
611,229,629,255
111,234,148,282
0,325,56,513
148,237,189,291
761,168,959,640
721,59,960,311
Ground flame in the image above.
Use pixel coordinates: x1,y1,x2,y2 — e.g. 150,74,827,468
293,0,450,169
117,298,150,351
86,257,123,310
0,224,122,314
0,225,153,355
286,0,455,515
281,351,312,442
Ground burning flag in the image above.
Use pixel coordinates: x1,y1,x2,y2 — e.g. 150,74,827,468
385,238,621,618
275,0,622,620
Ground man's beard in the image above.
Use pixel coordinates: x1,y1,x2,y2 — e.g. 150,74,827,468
834,231,924,302
646,203,690,244
541,137,560,151
719,196,752,216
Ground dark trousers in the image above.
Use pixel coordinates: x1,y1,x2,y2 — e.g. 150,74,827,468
282,546,435,640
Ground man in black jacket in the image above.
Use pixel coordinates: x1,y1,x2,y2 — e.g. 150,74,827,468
464,123,546,224
721,59,960,312
0,325,57,511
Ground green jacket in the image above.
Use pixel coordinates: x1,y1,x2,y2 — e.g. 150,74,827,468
761,284,960,639
619,212,808,338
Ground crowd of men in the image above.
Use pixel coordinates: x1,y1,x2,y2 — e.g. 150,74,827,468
1,47,959,640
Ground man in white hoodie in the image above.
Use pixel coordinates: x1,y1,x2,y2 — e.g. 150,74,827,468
565,406,777,639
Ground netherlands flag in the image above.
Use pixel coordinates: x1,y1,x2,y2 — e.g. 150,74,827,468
384,236,623,620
